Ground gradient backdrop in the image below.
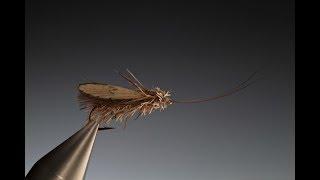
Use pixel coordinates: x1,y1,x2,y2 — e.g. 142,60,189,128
25,0,295,179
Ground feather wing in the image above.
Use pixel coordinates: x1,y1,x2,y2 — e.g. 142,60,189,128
79,83,145,100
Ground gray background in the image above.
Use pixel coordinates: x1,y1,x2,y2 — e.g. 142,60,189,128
25,0,295,179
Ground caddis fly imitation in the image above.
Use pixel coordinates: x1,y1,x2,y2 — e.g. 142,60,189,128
78,69,258,130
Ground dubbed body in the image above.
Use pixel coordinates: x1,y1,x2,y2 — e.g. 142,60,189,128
78,70,173,129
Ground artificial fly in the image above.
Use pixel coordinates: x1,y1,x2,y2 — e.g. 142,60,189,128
78,69,259,130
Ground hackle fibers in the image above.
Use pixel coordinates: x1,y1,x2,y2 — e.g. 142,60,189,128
78,87,172,128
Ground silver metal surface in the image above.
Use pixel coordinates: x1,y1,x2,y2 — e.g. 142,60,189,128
26,121,99,180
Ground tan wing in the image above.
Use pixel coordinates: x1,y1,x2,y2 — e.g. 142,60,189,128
79,83,145,100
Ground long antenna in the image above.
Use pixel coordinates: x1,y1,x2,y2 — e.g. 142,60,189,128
173,70,261,103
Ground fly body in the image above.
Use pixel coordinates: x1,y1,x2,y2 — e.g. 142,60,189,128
78,70,174,129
